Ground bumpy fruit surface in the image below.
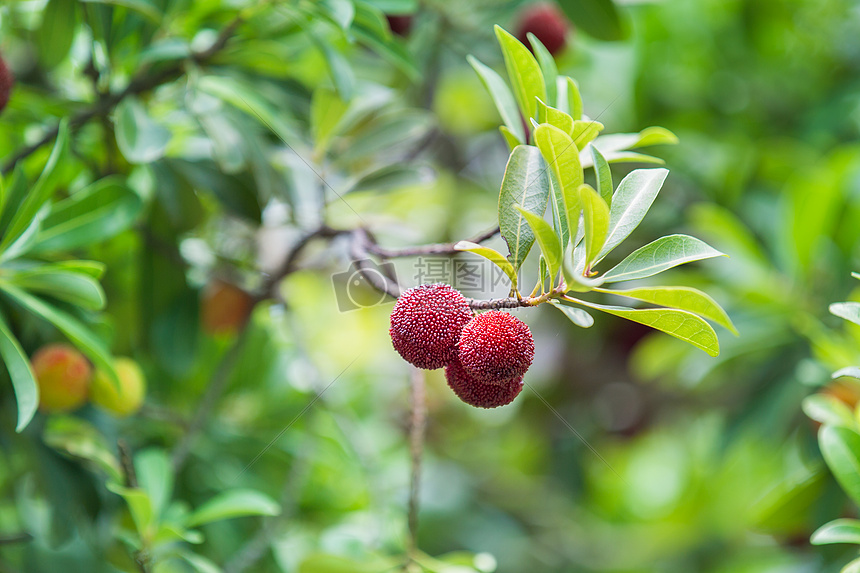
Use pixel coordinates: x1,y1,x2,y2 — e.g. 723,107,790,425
90,357,146,417
457,310,534,384
445,358,523,408
201,279,254,335
389,283,473,369
32,344,92,413
0,54,13,114
515,2,569,56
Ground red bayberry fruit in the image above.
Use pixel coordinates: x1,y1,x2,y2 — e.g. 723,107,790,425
386,14,412,36
389,283,473,369
515,2,569,57
445,358,523,408
0,54,14,114
457,310,534,384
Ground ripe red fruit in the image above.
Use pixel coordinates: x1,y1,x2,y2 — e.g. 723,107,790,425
457,310,534,384
0,54,14,114
445,358,523,408
31,344,92,413
386,14,412,36
515,2,569,57
389,283,473,369
201,279,254,335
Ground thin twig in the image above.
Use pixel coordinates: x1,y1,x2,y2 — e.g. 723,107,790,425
407,367,426,559
368,226,500,258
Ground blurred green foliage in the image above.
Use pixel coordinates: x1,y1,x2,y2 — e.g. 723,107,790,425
1,0,860,572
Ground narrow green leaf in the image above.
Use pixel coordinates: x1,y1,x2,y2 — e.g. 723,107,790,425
115,96,172,164
567,77,583,121
803,395,856,428
454,241,518,288
834,367,860,380
106,482,154,537
499,126,520,151
844,558,860,573
599,285,737,335
79,0,162,23
515,206,561,281
498,146,551,271
0,165,29,238
579,184,609,268
597,168,669,261
0,284,117,384
37,0,77,68
592,146,613,205
43,416,123,482
469,55,525,144
819,425,860,508
566,298,720,356
178,551,221,573
134,449,173,519
311,86,349,156
184,489,280,528
527,33,558,107
32,176,143,252
0,314,38,432
536,99,573,134
570,120,604,149
494,25,546,121
7,270,106,310
852,272,860,281
539,255,549,290
831,303,860,327
602,234,725,282
549,300,593,328
1,120,70,252
534,124,583,248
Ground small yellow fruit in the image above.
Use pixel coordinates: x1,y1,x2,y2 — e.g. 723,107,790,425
90,357,146,417
32,344,92,413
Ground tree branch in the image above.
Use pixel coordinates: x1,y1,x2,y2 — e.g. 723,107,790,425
1,15,245,175
368,226,499,258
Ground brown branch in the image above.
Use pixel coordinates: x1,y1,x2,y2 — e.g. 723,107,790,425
406,367,426,559
368,226,500,258
1,15,245,175
260,226,347,301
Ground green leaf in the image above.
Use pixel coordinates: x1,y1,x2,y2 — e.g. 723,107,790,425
346,164,431,195
498,146,551,271
79,0,162,23
1,120,70,253
602,234,726,283
567,77,583,121
597,168,669,261
454,241,518,288
0,284,117,384
515,206,562,281
314,35,355,101
0,314,38,432
499,126,520,151
184,489,280,528
115,96,172,164
832,303,860,327
592,146,613,205
570,120,604,149
579,184,609,269
527,33,558,107
549,299,593,328
819,425,860,508
844,559,860,573
534,124,583,248
557,0,625,41
834,367,860,380
311,87,350,157
106,482,155,537
351,2,419,80
567,298,720,356
494,25,546,121
0,165,29,239
135,449,173,519
37,0,77,68
177,551,221,573
536,99,573,134
539,255,549,290
600,285,737,335
43,416,123,482
803,395,856,428
32,176,143,252
7,270,106,310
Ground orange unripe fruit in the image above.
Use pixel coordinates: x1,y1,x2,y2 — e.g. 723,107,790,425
90,357,146,417
201,279,254,335
32,344,92,413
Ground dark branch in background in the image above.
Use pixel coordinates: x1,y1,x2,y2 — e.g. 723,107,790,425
1,16,244,175
367,225,500,258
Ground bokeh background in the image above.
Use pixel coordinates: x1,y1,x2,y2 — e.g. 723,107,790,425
2,0,860,571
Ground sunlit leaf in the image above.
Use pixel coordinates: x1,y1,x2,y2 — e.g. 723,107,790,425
498,146,550,271
184,489,280,527
515,206,561,281
600,285,737,334
803,395,856,428
527,34,558,107
455,241,518,287
0,314,38,432
602,234,725,282
596,168,669,261
831,302,860,327
579,184,609,269
469,56,525,144
550,299,593,328
494,25,546,121
819,425,860,508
